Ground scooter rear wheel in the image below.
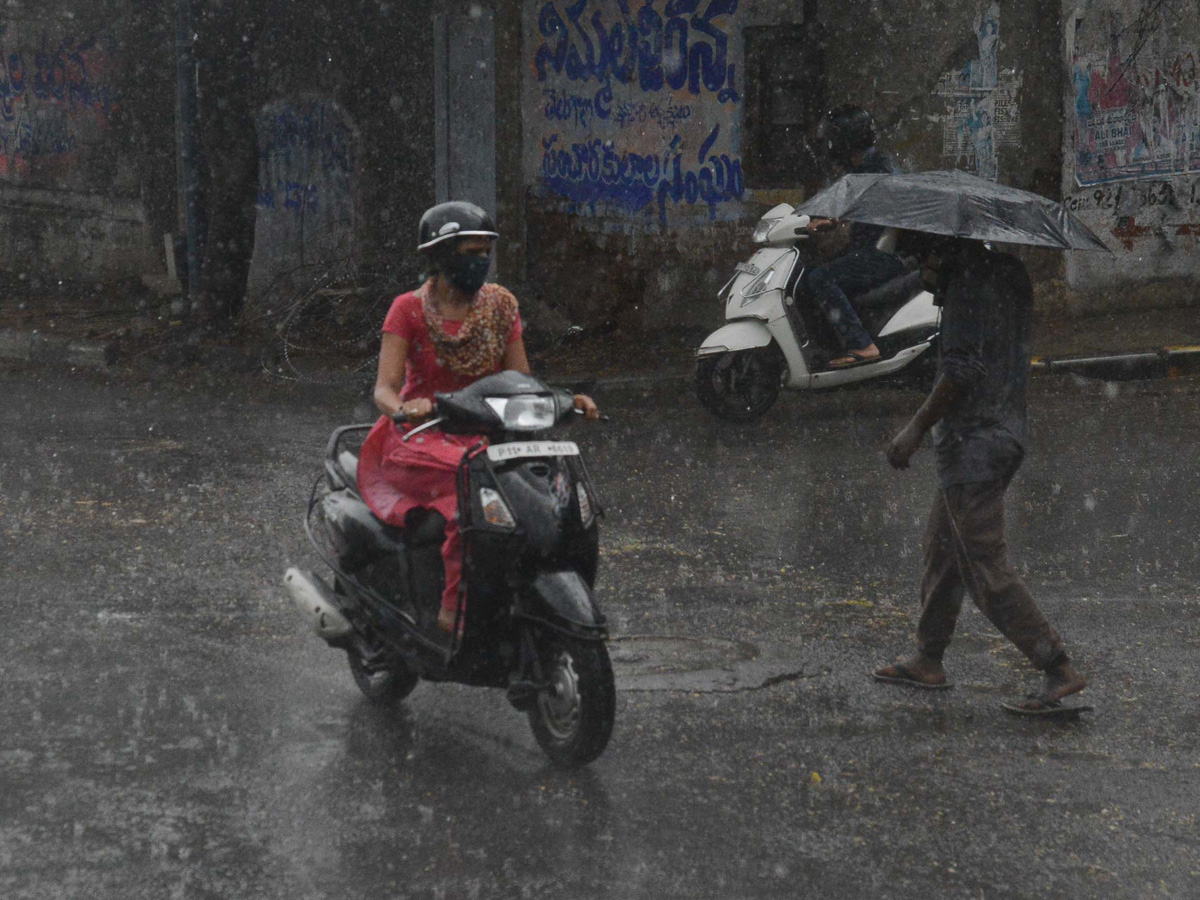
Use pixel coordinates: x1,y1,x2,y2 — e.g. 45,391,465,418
335,580,420,704
346,639,420,704
695,346,783,422
528,636,615,767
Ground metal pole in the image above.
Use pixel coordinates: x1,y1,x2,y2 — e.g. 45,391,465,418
173,0,200,312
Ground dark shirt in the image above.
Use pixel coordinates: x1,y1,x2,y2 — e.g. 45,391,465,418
932,248,1033,487
848,147,900,249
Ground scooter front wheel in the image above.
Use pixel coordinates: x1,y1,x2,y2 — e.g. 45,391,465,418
528,636,615,767
695,346,783,422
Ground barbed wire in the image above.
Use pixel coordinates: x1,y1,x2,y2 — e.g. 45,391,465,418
250,256,403,385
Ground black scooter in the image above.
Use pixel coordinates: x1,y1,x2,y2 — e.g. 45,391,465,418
284,371,614,766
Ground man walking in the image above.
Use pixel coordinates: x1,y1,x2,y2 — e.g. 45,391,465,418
872,241,1087,715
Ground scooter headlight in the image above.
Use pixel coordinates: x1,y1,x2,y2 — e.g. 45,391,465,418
479,487,516,529
576,482,594,527
485,395,557,431
752,217,781,244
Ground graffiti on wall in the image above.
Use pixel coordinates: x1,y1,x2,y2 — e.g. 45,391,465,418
525,0,745,231
1073,47,1200,185
249,99,358,297
257,105,355,216
935,3,1020,181
540,123,743,223
0,27,118,178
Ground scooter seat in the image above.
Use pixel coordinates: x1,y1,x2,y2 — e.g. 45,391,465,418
323,491,445,565
850,270,922,310
403,508,447,548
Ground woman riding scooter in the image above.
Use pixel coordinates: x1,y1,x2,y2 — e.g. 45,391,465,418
356,201,599,636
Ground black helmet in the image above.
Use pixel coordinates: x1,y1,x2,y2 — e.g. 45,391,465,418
817,105,876,164
417,201,499,252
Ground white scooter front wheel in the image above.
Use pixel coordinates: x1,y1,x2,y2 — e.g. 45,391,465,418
694,344,784,422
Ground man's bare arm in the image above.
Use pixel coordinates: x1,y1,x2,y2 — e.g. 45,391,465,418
887,375,962,470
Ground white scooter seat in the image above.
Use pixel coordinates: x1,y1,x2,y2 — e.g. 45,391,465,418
851,270,922,310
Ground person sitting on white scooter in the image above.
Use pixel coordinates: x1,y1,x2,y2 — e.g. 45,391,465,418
804,105,906,369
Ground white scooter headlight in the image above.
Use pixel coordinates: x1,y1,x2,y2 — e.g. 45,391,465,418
752,217,781,244
485,395,557,430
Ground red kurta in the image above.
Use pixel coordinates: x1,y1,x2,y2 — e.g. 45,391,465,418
356,287,523,618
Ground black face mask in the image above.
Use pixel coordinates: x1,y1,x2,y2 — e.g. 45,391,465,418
443,253,491,295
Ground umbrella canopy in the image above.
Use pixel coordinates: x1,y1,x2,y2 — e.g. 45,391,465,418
794,169,1111,252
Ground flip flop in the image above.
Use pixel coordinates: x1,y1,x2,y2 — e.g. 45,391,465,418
870,663,953,690
828,350,881,369
1001,692,1093,718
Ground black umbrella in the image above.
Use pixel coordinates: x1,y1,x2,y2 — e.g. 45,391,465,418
794,169,1111,252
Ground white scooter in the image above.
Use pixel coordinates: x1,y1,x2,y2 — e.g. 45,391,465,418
695,204,940,421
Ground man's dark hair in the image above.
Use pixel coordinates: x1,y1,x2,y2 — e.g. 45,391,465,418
817,105,876,164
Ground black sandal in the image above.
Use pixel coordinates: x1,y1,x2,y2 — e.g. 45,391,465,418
871,662,953,690
1001,692,1093,718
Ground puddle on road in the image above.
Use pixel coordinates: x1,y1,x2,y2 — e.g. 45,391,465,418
609,635,809,693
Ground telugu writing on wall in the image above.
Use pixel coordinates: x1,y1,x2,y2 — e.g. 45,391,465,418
1073,45,1200,185
524,0,746,232
0,25,117,180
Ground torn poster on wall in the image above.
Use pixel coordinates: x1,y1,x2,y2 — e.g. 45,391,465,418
935,3,1020,182
1072,43,1200,185
523,0,746,233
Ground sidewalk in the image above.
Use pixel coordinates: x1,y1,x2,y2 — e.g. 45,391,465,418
0,291,1197,382
533,305,1200,383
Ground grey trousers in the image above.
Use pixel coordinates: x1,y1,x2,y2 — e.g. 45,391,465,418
916,478,1066,670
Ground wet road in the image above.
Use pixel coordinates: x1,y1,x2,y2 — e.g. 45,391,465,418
2,362,1198,899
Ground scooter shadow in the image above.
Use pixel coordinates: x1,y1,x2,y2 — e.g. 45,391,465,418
341,697,613,806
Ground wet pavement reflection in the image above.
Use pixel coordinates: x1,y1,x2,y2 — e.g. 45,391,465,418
2,364,1199,898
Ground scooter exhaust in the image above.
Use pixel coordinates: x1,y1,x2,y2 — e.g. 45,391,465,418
283,567,353,642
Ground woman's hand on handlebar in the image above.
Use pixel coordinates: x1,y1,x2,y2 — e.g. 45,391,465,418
396,397,435,422
573,394,600,422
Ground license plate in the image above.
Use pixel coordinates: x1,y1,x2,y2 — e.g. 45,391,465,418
735,261,760,277
486,441,580,462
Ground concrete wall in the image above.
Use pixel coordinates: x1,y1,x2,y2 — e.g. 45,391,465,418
1,0,440,307
512,0,1070,330
242,0,436,307
8,0,1193,328
0,0,174,286
1061,0,1200,313
246,97,360,298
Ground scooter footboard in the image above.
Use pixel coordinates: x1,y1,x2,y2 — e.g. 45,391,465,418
514,570,608,640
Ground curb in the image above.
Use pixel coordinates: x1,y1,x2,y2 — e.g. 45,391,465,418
4,324,1199,384
0,327,263,374
1031,346,1200,381
0,328,117,369
585,346,1200,388
585,371,692,388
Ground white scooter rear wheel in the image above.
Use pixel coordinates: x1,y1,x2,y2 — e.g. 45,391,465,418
694,346,783,422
